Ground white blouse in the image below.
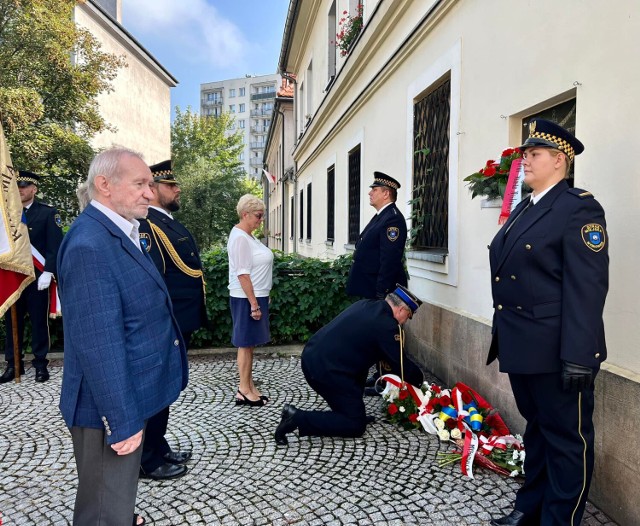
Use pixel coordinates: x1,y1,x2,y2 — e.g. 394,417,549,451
227,226,274,298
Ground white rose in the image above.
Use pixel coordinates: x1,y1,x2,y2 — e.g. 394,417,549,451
434,418,445,430
399,406,405,413
451,428,462,440
438,429,450,441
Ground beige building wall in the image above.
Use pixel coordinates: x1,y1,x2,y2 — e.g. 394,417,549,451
280,0,640,523
74,2,176,164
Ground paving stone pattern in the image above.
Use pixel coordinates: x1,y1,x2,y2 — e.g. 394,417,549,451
0,354,617,525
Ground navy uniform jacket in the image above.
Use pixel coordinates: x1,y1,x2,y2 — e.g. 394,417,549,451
487,181,609,374
138,207,207,335
302,299,423,393
346,203,408,299
25,200,63,276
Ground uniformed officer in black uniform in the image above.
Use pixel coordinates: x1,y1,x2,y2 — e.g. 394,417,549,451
346,172,408,299
137,160,207,480
274,285,424,446
1,171,63,383
487,119,609,526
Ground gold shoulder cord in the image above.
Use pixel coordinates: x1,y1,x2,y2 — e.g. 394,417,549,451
149,222,206,294
146,219,167,274
398,324,405,385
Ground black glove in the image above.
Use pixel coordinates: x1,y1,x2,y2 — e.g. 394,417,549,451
561,361,593,392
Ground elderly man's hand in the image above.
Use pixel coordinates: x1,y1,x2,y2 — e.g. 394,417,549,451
37,271,53,290
111,430,143,456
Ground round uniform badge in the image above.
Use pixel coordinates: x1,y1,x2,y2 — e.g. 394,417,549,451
54,214,62,228
581,223,606,252
387,227,400,242
139,233,151,252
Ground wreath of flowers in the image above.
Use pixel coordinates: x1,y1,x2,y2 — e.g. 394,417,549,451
463,147,523,200
381,376,525,478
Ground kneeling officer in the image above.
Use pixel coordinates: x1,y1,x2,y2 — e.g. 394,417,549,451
275,285,423,445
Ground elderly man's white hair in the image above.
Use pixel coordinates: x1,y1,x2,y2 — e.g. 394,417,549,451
86,147,144,200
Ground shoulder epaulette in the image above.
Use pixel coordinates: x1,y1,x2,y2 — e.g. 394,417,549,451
568,188,593,199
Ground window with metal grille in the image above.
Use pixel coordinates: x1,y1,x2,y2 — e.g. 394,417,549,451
522,98,577,183
348,145,361,244
299,189,304,241
412,77,450,250
306,183,312,240
327,165,335,241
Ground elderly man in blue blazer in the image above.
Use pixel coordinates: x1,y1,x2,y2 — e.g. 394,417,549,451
58,147,189,526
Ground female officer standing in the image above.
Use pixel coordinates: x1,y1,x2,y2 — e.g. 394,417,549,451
487,119,609,526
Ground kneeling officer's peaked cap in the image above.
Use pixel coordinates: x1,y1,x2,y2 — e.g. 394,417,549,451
518,118,584,161
370,171,401,190
393,284,422,314
17,170,40,187
150,160,178,184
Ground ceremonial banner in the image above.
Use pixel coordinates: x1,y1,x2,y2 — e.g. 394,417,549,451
0,121,35,317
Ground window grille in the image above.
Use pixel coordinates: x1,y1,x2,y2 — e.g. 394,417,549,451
348,146,361,244
306,183,313,240
327,165,335,241
412,78,450,250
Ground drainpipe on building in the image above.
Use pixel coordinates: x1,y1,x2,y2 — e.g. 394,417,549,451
262,164,270,247
277,108,287,253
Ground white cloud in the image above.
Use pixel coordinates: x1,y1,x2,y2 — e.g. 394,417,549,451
123,0,249,69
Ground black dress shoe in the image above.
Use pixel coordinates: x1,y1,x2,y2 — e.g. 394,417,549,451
490,510,530,526
163,450,192,465
274,403,298,446
0,365,25,384
139,462,187,480
35,367,50,383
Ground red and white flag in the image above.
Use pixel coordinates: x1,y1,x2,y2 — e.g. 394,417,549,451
0,121,35,317
262,168,276,185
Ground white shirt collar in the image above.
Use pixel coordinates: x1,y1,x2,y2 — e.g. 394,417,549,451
149,205,173,219
530,182,559,205
376,202,393,215
90,200,141,250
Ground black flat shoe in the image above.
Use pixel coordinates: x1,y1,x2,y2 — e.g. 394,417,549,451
35,367,49,383
490,510,538,526
235,390,266,407
163,450,192,464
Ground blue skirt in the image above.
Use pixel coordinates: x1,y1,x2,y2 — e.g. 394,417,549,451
230,296,271,348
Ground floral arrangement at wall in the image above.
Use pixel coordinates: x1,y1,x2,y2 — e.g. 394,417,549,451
336,3,363,57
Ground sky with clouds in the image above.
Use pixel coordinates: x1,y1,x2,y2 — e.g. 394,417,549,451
121,0,291,114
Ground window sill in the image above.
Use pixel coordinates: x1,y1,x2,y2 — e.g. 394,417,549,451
325,239,334,247
406,249,447,264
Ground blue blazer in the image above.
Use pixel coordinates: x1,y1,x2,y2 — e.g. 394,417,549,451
58,204,189,444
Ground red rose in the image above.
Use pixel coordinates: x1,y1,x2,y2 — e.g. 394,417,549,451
502,148,514,157
485,159,496,167
409,413,418,423
483,165,496,177
439,395,451,407
388,403,398,415
432,385,441,394
461,391,473,404
446,418,457,430
426,400,436,412
399,389,409,400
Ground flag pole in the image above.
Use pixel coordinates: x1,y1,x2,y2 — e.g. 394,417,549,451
11,304,21,383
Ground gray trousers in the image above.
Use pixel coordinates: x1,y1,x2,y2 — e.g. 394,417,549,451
71,426,143,525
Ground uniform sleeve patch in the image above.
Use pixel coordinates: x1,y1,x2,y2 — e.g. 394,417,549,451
139,232,151,252
581,224,606,252
54,214,62,228
387,227,400,242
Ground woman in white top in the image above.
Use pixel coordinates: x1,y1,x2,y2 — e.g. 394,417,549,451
227,194,274,407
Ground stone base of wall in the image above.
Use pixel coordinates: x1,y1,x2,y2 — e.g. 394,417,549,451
404,300,638,526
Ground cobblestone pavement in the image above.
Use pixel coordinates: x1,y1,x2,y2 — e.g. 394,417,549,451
0,352,617,525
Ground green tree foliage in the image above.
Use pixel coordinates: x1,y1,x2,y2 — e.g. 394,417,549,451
171,107,259,249
0,0,125,221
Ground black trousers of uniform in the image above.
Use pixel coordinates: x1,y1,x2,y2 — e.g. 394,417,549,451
3,281,50,368
508,372,596,526
294,359,368,438
140,332,191,472
71,426,143,525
